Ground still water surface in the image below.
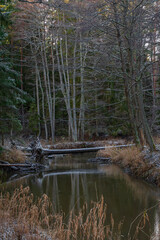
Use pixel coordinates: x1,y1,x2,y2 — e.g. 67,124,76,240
1,152,160,239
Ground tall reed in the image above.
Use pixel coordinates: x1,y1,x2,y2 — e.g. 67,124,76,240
0,186,152,240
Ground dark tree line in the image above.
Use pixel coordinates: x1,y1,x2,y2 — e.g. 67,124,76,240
1,0,160,150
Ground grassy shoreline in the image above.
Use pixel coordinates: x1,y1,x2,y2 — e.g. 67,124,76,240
0,186,156,240
97,146,160,187
0,186,121,240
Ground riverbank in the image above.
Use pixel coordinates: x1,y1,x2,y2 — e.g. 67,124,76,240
0,185,154,240
0,138,130,176
1,137,160,187
1,145,160,239
97,146,160,187
0,147,45,177
0,186,120,240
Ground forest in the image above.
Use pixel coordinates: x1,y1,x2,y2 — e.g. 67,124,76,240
1,1,160,240
0,0,160,150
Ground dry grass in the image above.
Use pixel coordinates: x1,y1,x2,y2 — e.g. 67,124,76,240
0,186,124,240
98,146,142,165
0,149,26,163
0,186,153,240
98,146,153,177
154,136,160,145
0,186,54,240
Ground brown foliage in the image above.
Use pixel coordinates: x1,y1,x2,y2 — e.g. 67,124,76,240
0,186,124,240
98,146,156,179
0,149,26,163
98,146,142,166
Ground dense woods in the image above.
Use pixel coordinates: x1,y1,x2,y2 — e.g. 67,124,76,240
1,2,160,239
1,0,160,150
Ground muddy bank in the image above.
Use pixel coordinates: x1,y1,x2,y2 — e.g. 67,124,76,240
97,146,160,187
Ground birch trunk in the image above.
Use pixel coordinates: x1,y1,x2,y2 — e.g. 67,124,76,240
78,33,88,140
55,13,78,141
55,40,75,140
35,62,41,137
31,44,41,137
43,27,55,143
72,31,78,141
51,32,56,142
39,27,55,143
34,53,48,140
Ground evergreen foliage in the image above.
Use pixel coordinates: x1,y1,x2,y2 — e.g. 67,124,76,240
0,2,23,144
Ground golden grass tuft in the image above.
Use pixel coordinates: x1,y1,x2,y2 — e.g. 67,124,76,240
98,146,142,163
98,146,153,177
0,149,26,163
0,186,124,240
0,186,153,239
0,186,54,239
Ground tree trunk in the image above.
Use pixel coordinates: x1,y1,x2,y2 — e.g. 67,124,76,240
51,37,56,143
72,31,78,141
35,62,41,137
137,81,156,151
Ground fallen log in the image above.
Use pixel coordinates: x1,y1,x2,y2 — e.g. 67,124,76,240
43,146,105,155
42,144,135,155
18,144,135,155
0,163,45,172
0,164,33,167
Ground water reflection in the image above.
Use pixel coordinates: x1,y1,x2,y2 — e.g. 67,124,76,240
151,211,160,240
1,153,160,239
99,165,160,203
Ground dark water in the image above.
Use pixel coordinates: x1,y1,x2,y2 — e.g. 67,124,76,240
1,153,160,239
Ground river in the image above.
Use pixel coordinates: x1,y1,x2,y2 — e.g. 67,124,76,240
1,152,160,239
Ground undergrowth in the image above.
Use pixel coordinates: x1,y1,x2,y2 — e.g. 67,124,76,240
0,186,118,240
98,146,152,174
98,146,160,186
0,149,25,163
0,186,154,240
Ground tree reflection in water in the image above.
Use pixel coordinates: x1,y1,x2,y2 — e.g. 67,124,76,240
1,153,160,239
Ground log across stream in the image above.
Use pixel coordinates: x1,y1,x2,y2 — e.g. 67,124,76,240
20,144,135,155
0,144,134,172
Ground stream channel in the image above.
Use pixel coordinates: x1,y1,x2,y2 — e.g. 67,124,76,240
1,152,160,239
